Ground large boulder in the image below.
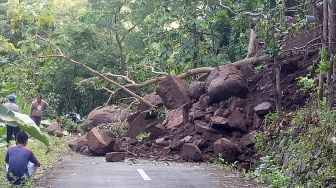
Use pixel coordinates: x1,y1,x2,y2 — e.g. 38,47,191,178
137,93,164,111
156,76,191,109
206,65,248,103
164,107,187,129
214,138,242,163
126,110,158,138
106,152,126,162
47,122,64,137
68,134,87,152
188,81,206,99
83,106,128,131
86,128,116,155
181,143,202,162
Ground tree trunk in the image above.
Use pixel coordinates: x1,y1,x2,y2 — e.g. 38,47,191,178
319,0,329,105
328,0,336,109
116,34,125,72
275,58,282,113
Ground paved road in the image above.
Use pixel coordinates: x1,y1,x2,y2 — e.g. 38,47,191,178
43,154,259,188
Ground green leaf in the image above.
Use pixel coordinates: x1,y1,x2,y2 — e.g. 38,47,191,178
0,105,49,149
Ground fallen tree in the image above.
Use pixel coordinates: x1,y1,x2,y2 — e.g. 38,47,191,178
32,34,319,107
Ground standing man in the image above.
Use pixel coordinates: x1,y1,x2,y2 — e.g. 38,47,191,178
29,94,48,127
4,94,20,144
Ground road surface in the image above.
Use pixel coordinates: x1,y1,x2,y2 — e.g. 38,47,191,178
42,154,259,188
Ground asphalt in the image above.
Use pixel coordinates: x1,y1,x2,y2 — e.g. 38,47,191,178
44,154,259,188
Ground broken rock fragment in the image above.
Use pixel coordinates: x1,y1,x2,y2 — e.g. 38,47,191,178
254,102,272,116
182,143,202,162
214,138,242,163
106,152,126,162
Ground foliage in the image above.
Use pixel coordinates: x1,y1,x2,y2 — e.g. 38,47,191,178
136,132,150,142
100,122,128,138
316,48,330,73
254,64,267,72
297,76,316,92
57,116,82,134
252,105,336,187
247,155,290,188
0,105,49,149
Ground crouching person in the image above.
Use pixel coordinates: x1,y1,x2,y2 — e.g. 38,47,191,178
5,131,40,185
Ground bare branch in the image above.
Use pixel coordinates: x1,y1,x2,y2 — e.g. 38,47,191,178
34,38,156,108
104,73,137,84
219,0,236,16
145,65,169,75
120,24,137,42
36,35,64,56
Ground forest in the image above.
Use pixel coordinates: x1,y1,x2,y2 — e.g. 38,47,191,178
0,0,336,188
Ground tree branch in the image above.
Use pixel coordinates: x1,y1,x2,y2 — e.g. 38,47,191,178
35,37,156,108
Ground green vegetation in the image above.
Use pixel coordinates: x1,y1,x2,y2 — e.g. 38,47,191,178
136,132,150,142
0,135,70,187
250,104,336,187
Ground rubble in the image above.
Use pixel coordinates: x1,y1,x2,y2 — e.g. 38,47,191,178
69,48,315,167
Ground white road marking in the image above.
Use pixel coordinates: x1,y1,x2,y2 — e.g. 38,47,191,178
137,169,152,181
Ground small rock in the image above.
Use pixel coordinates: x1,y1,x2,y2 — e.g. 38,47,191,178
164,107,187,129
210,117,230,130
127,110,158,138
181,143,202,162
253,113,264,129
239,133,254,148
47,122,64,137
188,81,206,99
203,132,224,142
194,121,223,134
214,138,242,163
137,93,164,111
155,137,168,146
188,109,206,121
80,145,91,155
228,110,247,132
68,134,87,152
181,136,192,143
213,109,225,117
331,137,336,144
146,124,167,140
254,102,272,116
206,106,219,114
106,152,127,162
169,140,183,151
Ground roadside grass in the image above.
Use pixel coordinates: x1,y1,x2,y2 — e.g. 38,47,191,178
0,134,70,187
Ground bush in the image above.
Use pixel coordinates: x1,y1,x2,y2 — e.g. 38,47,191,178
251,105,336,187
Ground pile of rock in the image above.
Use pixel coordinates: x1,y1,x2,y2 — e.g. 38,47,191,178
68,64,274,165
122,64,273,165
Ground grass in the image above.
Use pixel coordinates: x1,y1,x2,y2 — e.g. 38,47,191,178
0,134,70,187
